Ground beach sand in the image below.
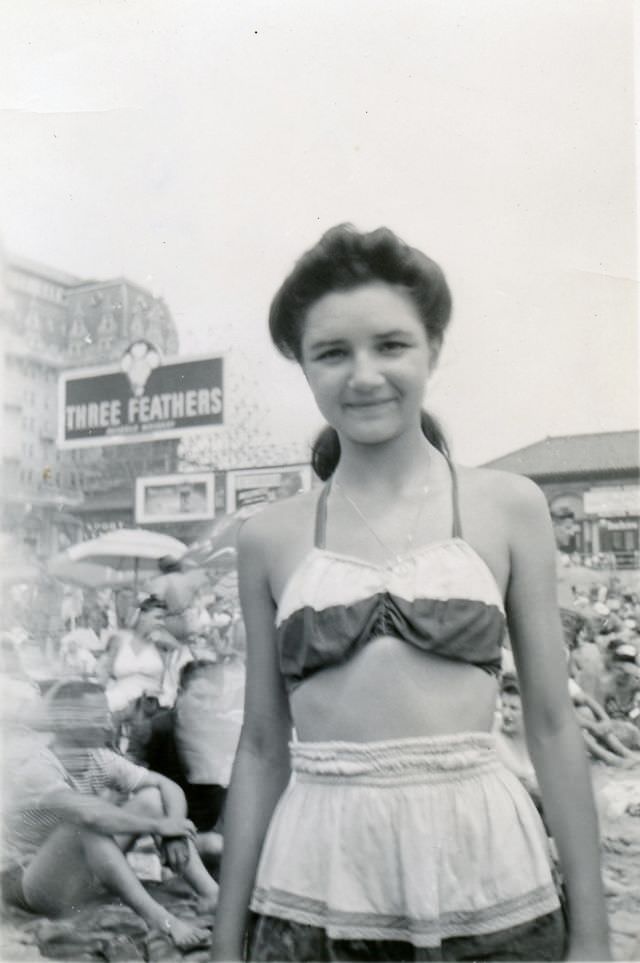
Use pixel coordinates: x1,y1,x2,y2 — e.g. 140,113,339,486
2,762,639,962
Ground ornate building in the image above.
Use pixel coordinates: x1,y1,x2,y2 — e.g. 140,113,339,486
1,249,180,557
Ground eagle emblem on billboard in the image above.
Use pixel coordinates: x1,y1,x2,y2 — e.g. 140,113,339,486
121,340,161,396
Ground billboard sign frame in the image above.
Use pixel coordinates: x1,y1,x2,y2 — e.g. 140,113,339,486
57,345,224,448
135,472,216,525
226,464,312,512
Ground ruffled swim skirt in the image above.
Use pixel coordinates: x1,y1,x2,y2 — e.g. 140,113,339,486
250,733,562,955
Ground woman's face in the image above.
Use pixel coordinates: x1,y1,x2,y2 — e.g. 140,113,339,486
500,692,524,736
300,282,436,446
137,605,164,637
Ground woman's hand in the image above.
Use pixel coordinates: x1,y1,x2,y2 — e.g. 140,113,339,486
161,836,191,874
154,815,196,839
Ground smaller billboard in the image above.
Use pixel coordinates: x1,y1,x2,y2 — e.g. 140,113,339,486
136,472,215,524
226,464,312,512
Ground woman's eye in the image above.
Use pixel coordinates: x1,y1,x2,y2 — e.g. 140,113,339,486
379,340,408,354
316,347,346,361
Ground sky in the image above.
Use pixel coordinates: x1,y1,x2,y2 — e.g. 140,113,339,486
1,0,637,466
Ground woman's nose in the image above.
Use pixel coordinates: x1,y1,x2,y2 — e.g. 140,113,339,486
348,351,385,388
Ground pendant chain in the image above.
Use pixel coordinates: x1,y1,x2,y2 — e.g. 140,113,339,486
333,481,430,567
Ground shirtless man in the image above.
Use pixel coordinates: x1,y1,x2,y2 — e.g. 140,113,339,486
0,679,218,951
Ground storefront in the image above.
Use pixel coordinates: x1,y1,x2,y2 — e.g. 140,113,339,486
583,485,640,563
484,432,640,569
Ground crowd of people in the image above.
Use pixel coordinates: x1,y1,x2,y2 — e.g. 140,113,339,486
1,224,639,962
0,567,245,951
497,580,640,774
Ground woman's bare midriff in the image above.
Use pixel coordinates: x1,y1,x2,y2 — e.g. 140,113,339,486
290,635,499,742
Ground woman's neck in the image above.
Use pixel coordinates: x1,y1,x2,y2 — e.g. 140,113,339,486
333,428,439,496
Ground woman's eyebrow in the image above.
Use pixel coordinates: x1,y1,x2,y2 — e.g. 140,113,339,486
308,336,347,350
373,328,414,339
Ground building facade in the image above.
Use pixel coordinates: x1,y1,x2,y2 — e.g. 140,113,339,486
1,250,180,557
483,431,640,567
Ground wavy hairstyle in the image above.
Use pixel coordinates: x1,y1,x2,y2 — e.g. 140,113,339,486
269,224,453,479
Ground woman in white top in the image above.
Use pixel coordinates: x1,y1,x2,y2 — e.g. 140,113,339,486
99,596,171,713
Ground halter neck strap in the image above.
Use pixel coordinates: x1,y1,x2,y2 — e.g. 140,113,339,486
447,457,463,539
314,483,331,549
313,456,463,548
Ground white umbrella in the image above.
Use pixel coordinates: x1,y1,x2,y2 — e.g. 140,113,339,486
48,528,187,591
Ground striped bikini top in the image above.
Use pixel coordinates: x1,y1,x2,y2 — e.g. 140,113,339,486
275,462,505,693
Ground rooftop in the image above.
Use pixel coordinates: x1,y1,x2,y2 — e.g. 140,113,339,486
483,430,640,478
7,253,84,288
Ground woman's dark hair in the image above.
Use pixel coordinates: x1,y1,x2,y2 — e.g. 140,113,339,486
269,224,452,479
158,555,183,574
139,594,168,613
310,411,450,481
179,658,221,691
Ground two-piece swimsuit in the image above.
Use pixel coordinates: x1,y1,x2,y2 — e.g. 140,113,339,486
248,464,564,959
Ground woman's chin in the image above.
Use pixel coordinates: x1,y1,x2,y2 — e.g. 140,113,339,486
343,426,402,446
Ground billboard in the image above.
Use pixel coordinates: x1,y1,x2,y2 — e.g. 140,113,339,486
135,472,215,524
58,342,224,448
226,464,312,511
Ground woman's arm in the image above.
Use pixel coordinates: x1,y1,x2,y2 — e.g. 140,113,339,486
96,632,123,683
504,475,610,961
211,518,293,961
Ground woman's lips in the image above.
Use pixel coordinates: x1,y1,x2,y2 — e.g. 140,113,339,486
344,398,396,409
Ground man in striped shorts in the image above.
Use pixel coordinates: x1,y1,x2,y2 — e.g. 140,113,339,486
0,679,218,952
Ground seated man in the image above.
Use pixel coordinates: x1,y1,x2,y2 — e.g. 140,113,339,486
601,642,640,748
568,676,640,767
144,659,243,866
0,679,218,951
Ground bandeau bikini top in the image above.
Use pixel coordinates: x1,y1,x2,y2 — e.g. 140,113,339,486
275,461,505,693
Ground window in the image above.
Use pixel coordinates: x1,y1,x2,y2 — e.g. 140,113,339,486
611,531,624,551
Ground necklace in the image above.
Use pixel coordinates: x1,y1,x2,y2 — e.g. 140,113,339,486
333,480,430,571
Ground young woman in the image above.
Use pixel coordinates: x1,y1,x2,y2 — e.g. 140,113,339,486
211,225,610,961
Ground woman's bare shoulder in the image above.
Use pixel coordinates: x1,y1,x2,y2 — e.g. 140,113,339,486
455,463,547,517
238,490,321,552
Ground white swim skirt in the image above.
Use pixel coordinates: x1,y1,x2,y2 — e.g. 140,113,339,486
250,733,560,948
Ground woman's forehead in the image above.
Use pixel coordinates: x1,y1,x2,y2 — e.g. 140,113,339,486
302,283,424,342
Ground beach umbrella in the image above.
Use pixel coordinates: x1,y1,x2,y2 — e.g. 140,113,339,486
48,528,187,591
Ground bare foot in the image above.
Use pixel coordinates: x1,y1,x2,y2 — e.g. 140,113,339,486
161,914,210,950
